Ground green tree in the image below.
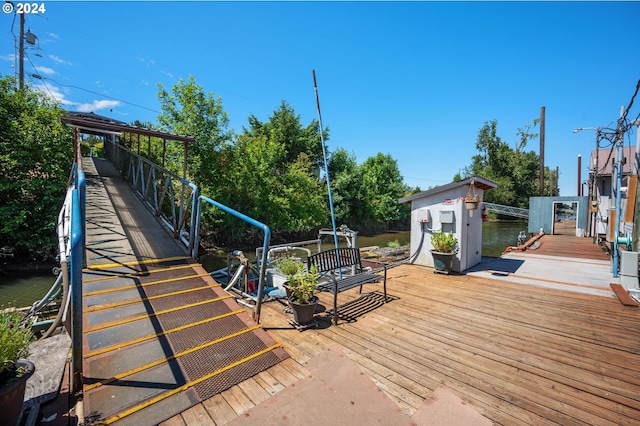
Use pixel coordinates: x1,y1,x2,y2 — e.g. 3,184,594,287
210,103,328,245
157,75,232,194
0,75,73,253
244,101,326,170
328,148,373,229
465,119,548,208
361,153,407,229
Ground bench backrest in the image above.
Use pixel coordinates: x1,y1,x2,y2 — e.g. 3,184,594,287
307,247,362,274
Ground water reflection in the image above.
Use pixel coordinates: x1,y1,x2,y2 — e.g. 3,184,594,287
3,222,526,306
0,272,56,307
482,221,528,257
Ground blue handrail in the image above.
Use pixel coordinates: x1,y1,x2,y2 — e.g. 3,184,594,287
69,185,83,390
195,195,271,322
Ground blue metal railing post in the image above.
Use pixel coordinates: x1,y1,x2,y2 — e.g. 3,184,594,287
78,169,86,267
197,196,271,322
70,186,83,392
189,184,200,258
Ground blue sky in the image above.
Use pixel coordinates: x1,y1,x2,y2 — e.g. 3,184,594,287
2,1,639,196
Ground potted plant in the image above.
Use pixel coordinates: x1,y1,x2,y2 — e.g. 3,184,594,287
464,178,481,210
283,260,319,325
274,257,303,299
0,308,35,426
430,231,458,274
464,194,481,210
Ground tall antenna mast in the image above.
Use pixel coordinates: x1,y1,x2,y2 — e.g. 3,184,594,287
312,70,342,272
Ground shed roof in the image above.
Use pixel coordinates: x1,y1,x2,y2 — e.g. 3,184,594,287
398,176,498,204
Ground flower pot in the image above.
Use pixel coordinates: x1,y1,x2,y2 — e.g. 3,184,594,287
0,360,35,426
289,296,318,325
465,200,479,210
283,283,293,299
431,250,455,274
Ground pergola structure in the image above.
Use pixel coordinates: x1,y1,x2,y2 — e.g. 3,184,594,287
60,111,195,179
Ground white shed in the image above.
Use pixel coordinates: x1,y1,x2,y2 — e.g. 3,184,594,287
398,176,498,273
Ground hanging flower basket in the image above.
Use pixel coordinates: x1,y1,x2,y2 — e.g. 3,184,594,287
464,198,480,210
464,178,480,210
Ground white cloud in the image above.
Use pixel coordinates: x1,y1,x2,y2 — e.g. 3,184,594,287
31,81,121,113
34,65,56,75
160,70,174,78
33,82,73,106
47,32,59,40
49,55,71,66
0,54,16,62
76,100,122,113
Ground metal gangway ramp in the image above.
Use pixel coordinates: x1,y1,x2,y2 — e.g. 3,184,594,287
78,156,288,425
483,202,529,219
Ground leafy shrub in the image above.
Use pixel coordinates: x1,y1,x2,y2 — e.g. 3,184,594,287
0,308,33,385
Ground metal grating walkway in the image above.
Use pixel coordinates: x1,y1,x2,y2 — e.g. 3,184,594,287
81,158,288,425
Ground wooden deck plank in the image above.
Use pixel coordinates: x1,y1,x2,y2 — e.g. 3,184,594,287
220,386,254,416
254,260,640,425
359,311,633,425
158,415,186,426
179,404,214,426
236,378,271,406
252,370,285,396
200,394,237,426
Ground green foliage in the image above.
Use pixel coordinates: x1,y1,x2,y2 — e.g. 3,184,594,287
283,260,319,305
464,119,557,208
430,231,458,253
328,148,374,229
215,133,326,243
0,309,33,385
80,141,91,157
361,153,408,229
245,101,326,170
154,76,413,245
274,257,303,279
157,75,232,192
92,142,105,158
387,239,400,248
0,75,73,252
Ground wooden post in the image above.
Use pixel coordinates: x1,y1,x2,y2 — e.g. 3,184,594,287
578,155,582,196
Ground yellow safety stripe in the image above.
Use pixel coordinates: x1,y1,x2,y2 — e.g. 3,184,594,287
103,343,282,425
84,282,221,313
84,256,190,271
85,294,234,333
84,273,211,297
83,264,200,283
84,324,262,392
84,307,243,359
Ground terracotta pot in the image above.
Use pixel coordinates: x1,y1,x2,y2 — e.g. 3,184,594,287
0,360,35,426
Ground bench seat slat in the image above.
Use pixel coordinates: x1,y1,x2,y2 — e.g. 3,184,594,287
316,273,381,294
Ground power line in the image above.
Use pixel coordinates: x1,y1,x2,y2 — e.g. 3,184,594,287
38,75,161,114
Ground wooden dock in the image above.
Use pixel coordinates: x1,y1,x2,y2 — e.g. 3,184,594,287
164,236,640,425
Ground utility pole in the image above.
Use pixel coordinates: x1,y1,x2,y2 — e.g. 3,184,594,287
18,12,24,90
577,155,582,196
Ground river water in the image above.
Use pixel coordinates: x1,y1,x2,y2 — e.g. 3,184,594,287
0,221,528,307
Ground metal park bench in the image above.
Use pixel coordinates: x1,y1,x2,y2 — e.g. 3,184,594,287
307,247,388,324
